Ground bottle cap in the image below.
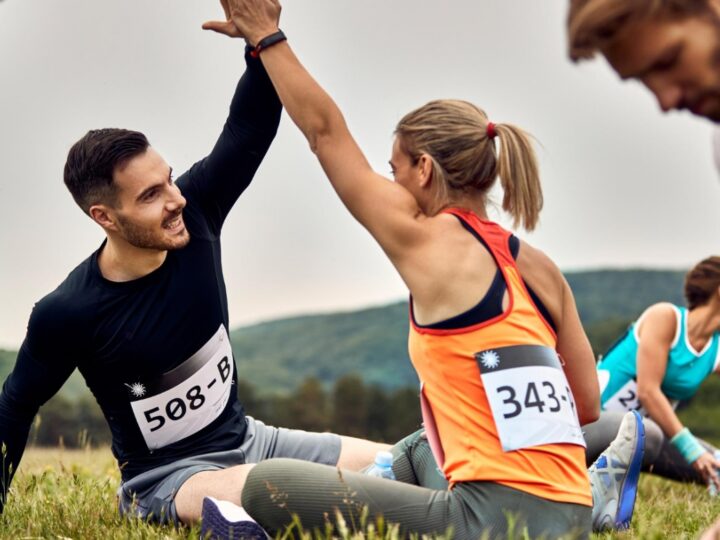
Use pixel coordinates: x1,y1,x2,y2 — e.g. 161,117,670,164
375,450,393,468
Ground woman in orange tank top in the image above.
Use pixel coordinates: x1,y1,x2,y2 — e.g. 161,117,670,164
204,0,645,537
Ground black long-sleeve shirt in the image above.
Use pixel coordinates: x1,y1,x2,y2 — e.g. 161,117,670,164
0,46,282,511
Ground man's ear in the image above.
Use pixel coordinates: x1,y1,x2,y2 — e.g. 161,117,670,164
89,204,118,232
417,153,433,188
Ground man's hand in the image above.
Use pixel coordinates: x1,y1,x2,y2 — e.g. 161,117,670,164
202,0,244,39
203,0,281,46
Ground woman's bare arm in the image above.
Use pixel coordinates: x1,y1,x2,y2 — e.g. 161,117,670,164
206,0,427,259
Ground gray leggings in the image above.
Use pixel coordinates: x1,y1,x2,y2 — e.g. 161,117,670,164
242,431,591,539
583,411,715,484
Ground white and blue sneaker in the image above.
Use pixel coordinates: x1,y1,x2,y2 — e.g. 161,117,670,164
589,410,645,532
200,496,267,540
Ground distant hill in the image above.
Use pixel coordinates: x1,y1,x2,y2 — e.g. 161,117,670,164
233,268,686,395
566,269,685,325
231,302,414,396
1,268,688,398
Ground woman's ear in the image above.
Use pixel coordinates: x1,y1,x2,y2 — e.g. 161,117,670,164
417,153,433,188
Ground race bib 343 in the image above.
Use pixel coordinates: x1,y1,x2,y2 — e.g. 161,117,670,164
477,344,585,451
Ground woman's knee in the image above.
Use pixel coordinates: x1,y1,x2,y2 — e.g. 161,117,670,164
242,458,292,508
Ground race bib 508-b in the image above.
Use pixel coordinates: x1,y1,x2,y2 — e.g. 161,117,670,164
126,325,234,450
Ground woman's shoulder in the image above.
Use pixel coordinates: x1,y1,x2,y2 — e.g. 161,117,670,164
514,239,565,287
635,302,680,343
640,302,680,321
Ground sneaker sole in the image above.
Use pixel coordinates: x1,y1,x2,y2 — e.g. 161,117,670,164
614,410,645,530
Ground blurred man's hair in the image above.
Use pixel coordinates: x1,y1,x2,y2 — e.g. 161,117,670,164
567,0,712,61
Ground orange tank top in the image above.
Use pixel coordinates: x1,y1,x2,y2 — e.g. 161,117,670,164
409,208,591,507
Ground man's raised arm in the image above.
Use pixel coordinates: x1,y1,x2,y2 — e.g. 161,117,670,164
176,14,282,234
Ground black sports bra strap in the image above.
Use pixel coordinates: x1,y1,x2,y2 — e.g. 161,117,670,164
420,215,557,332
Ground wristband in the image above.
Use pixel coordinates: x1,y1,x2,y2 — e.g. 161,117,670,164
670,427,706,464
250,30,287,59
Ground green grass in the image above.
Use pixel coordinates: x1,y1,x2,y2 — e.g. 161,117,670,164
1,447,719,539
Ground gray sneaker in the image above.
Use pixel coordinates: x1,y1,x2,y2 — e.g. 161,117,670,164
589,410,645,532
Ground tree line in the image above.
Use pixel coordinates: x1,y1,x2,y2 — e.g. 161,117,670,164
19,317,643,449
29,374,423,448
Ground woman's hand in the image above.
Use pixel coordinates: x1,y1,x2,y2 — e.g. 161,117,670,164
693,451,720,490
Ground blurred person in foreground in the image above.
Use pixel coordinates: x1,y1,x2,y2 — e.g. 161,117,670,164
567,0,720,123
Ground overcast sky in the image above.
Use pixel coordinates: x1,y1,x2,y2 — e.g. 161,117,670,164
1,0,719,349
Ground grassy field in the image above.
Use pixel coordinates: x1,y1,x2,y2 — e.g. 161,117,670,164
1,446,720,539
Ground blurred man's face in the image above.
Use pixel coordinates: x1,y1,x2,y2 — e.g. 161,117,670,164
602,13,720,122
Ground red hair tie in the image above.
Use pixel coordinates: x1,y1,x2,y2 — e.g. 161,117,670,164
486,122,497,140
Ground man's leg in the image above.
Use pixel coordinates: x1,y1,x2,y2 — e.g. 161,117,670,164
336,434,390,470
175,416,386,523
174,464,255,522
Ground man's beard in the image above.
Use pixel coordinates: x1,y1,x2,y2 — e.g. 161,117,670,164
116,213,190,251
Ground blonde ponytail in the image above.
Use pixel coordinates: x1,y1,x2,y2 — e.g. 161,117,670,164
494,123,542,231
395,99,543,231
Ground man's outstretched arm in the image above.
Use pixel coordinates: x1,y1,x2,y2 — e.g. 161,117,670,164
177,40,282,234
0,304,78,513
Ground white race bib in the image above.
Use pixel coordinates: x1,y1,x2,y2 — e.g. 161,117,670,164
602,378,641,413
126,325,234,450
477,345,585,451
602,376,674,415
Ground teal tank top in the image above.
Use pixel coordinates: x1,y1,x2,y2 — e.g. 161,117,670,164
597,305,720,412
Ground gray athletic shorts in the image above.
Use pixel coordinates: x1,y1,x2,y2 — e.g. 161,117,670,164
117,416,341,525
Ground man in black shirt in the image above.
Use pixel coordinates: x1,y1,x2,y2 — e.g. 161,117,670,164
0,7,385,528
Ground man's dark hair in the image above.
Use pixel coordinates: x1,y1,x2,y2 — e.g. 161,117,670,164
63,128,150,215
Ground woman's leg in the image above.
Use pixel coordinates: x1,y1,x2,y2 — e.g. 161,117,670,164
242,458,453,537
650,436,716,484
583,411,717,484
389,429,449,489
242,458,591,539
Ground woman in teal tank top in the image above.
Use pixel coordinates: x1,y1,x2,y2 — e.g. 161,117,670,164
584,256,720,489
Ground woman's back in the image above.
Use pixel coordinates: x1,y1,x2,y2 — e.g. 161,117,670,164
405,209,566,330
408,209,592,506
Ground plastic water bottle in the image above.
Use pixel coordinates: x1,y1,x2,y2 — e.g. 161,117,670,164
365,450,396,480
708,450,720,496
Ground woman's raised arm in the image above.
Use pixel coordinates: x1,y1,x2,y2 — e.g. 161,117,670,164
204,0,427,258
